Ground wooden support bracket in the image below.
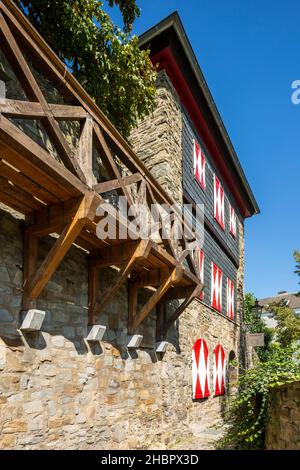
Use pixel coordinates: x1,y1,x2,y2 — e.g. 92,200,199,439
128,266,183,334
22,193,98,308
88,239,152,324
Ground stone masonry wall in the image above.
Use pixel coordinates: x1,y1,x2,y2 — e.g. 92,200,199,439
0,206,241,449
265,381,300,450
0,69,244,449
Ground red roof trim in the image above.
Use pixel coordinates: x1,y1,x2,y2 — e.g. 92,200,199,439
151,47,250,218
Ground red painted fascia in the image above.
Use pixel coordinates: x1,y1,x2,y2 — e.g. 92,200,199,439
151,47,250,218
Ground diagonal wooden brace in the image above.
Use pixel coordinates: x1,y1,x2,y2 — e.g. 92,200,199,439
128,266,183,334
88,239,152,324
23,193,98,308
161,283,203,337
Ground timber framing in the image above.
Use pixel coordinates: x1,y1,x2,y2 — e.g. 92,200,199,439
0,0,203,339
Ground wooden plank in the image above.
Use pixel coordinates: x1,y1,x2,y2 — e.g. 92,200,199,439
0,158,60,204
0,174,43,211
50,104,87,120
89,240,149,269
130,269,172,288
0,99,45,118
0,100,88,120
0,117,86,197
0,188,31,214
93,173,142,194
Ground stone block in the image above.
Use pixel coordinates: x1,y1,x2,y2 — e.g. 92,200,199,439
20,309,45,332
127,334,143,349
86,325,106,342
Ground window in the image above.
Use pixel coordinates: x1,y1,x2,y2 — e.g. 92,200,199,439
194,246,204,300
213,344,226,396
211,261,223,312
229,204,237,238
192,338,210,399
193,139,206,190
214,175,225,229
227,278,235,320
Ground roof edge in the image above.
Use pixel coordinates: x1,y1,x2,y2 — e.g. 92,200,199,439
139,12,260,217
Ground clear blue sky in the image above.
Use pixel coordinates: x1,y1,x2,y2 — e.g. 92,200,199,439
107,0,300,298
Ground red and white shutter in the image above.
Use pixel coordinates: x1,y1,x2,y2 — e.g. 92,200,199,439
214,175,225,229
227,278,235,320
193,140,206,190
213,344,226,396
192,338,210,399
229,204,237,238
211,262,222,312
194,246,204,300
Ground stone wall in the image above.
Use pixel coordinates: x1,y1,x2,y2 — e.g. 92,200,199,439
0,68,245,449
0,206,241,449
265,381,300,450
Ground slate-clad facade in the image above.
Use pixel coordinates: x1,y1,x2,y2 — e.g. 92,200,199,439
182,108,240,317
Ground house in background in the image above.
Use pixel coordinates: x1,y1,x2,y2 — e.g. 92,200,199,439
259,291,300,328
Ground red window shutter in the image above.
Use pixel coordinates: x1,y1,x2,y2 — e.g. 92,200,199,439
192,338,210,399
227,278,235,320
213,344,226,396
193,140,206,190
211,262,223,312
213,175,225,230
193,246,205,300
229,204,237,238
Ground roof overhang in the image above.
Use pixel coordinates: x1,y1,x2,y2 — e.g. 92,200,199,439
139,12,260,219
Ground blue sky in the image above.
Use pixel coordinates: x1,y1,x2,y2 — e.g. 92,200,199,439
107,0,300,298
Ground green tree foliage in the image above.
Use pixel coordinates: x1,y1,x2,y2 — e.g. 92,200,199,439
219,287,300,449
17,0,157,137
271,303,300,347
219,345,300,449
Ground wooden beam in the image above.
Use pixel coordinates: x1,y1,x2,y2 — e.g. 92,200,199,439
89,240,142,269
92,240,152,316
22,229,38,309
0,117,86,197
93,123,134,208
146,183,177,259
24,194,94,301
0,158,60,204
0,174,43,211
129,267,183,333
88,264,99,325
93,173,142,194
130,268,173,288
78,116,94,187
162,284,202,336
0,100,88,120
0,12,86,182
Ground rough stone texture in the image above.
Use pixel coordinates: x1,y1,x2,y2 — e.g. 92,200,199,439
265,381,300,450
130,70,183,204
0,69,245,449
